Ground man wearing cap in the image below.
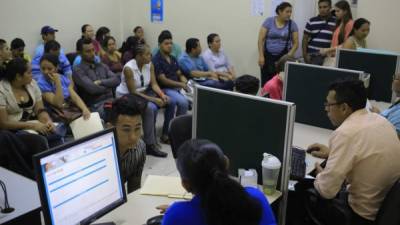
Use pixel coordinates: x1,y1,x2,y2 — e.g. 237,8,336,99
10,38,31,62
31,26,72,81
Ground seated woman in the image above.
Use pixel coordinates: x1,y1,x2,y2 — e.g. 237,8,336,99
120,36,145,65
0,58,64,147
101,36,123,74
162,139,277,225
116,44,170,158
342,18,370,50
37,53,91,123
202,33,236,81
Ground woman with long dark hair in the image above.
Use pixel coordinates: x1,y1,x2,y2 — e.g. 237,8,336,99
162,139,276,225
343,18,370,50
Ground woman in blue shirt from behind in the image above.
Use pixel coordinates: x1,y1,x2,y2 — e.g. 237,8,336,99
162,139,277,225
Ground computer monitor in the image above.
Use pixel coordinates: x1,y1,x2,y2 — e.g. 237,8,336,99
33,128,126,225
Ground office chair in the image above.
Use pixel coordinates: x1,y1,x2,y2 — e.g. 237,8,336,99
374,179,400,225
168,114,192,159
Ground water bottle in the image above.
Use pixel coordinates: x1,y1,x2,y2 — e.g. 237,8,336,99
262,153,281,195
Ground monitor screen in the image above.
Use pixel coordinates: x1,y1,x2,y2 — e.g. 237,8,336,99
34,129,126,225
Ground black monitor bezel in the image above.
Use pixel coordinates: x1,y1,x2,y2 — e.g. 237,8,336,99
33,128,127,225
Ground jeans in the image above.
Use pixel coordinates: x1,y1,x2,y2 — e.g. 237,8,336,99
163,88,189,135
195,79,234,90
142,102,158,145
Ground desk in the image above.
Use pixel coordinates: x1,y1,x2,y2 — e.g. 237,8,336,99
98,187,281,225
0,167,41,225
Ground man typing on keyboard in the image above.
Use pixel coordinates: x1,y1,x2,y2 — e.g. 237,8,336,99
305,79,400,225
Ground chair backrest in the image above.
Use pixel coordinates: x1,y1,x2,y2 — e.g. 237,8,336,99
168,115,192,159
375,179,400,225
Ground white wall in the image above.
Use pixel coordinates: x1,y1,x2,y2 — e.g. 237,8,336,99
0,0,124,56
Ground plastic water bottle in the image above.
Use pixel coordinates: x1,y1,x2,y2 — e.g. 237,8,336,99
262,153,281,195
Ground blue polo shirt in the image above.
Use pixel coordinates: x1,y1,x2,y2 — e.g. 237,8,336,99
178,52,209,80
152,51,180,88
162,187,277,225
36,73,71,99
381,101,400,134
32,44,72,80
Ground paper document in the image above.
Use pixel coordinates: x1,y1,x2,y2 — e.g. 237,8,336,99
70,112,103,140
140,175,193,199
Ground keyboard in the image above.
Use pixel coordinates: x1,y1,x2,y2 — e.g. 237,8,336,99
290,147,306,180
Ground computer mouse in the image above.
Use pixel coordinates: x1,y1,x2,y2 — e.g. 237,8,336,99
306,147,320,154
147,215,163,225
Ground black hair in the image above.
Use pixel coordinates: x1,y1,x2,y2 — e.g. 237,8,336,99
4,58,28,82
0,39,6,48
44,40,61,53
132,44,150,58
275,2,292,15
119,36,144,55
207,33,219,47
96,26,110,43
335,0,353,45
109,94,146,125
158,31,172,44
185,38,200,54
349,18,370,36
76,38,93,52
40,53,60,67
328,79,367,111
235,75,260,95
101,36,116,50
177,139,262,225
81,24,91,39
318,0,332,6
133,26,143,33
10,38,25,50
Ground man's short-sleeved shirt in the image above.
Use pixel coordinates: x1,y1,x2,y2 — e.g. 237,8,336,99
152,51,180,88
304,15,336,53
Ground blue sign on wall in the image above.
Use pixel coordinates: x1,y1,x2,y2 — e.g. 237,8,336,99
151,0,163,23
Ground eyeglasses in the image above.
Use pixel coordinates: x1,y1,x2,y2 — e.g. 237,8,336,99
324,102,343,107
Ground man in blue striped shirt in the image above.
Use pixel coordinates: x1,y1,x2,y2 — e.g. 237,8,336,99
302,0,336,65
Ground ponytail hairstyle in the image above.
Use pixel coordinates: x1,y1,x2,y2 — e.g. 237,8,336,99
275,2,292,15
4,58,28,82
177,140,262,225
119,36,143,55
335,0,353,45
349,18,370,36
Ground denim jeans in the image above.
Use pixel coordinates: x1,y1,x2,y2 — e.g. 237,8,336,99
195,79,234,91
163,88,189,135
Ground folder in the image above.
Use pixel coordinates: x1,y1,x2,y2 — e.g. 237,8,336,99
70,112,104,139
140,175,193,199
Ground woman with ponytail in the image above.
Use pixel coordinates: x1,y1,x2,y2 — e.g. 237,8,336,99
162,139,276,225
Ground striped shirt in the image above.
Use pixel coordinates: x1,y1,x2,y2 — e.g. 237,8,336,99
304,16,336,53
381,100,400,135
120,139,146,193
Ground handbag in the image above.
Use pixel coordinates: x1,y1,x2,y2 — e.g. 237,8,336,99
48,101,82,124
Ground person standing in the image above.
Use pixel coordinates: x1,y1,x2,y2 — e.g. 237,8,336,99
258,2,299,86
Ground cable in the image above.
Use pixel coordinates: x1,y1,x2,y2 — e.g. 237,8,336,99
0,180,14,214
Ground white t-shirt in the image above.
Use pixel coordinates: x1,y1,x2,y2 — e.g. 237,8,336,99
202,48,232,73
116,59,151,97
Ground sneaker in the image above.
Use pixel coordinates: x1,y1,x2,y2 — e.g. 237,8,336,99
146,144,168,158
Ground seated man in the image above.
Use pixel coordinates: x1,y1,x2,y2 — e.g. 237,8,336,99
31,26,72,80
152,30,182,59
10,38,31,62
152,32,189,144
0,39,12,74
106,94,146,193
179,38,234,90
371,73,400,139
235,75,260,95
308,79,400,224
72,38,120,119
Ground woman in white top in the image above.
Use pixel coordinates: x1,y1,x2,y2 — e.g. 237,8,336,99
116,44,169,157
202,34,235,81
342,18,370,50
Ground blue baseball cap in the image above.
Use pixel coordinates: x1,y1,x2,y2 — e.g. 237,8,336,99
41,26,58,35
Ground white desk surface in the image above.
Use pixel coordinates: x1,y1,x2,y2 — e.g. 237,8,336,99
98,187,282,225
0,167,41,224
